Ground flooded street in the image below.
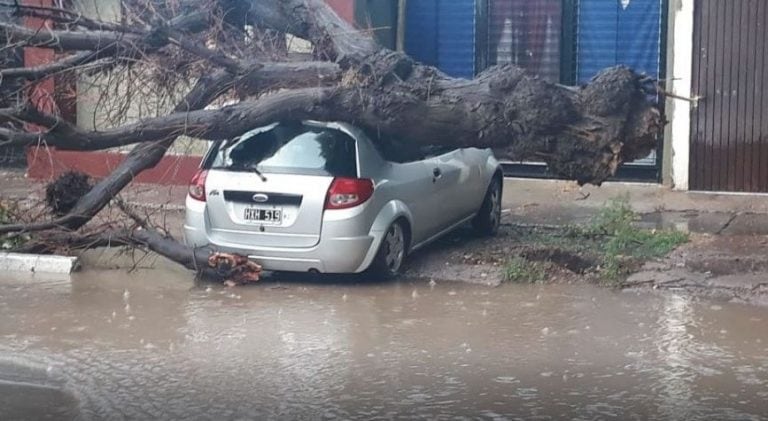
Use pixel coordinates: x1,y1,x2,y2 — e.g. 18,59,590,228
1,271,767,420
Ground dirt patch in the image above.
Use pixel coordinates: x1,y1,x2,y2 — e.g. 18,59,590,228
520,248,596,274
406,222,662,285
406,198,689,287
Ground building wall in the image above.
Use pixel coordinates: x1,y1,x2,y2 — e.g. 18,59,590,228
664,0,694,190
21,0,56,118
327,0,355,22
0,8,26,167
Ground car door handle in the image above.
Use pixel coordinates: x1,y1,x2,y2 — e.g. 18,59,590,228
432,167,442,180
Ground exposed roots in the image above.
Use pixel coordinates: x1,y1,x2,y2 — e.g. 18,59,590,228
45,171,92,216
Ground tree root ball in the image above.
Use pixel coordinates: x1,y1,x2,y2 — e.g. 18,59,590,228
45,171,92,216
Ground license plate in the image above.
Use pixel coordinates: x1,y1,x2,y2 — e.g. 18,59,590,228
244,208,282,224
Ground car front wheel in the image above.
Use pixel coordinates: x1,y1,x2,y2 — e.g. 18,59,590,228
368,220,407,279
472,177,502,236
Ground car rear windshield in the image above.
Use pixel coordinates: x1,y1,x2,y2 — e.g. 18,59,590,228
207,122,357,177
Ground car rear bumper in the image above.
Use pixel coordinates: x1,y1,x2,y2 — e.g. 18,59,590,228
184,199,378,273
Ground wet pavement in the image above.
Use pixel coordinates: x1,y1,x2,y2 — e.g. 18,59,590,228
2,270,768,420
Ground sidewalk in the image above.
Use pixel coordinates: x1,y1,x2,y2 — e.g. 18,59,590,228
498,178,768,305
502,178,768,235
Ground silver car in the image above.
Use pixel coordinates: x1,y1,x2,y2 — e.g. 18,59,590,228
184,121,502,277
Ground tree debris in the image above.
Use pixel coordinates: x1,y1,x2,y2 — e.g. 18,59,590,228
45,171,92,216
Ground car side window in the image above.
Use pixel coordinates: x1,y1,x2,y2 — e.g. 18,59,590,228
363,128,462,163
419,145,459,158
363,129,425,163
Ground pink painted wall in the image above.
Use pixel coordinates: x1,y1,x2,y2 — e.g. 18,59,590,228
326,0,355,23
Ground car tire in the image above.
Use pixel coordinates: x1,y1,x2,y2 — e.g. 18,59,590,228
368,220,408,279
472,177,502,236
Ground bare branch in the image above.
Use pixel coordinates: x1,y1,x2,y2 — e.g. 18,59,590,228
0,1,144,33
0,50,114,82
235,0,378,59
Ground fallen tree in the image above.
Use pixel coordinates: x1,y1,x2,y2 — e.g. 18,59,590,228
0,0,663,281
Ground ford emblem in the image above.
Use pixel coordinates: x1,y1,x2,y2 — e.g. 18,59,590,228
252,193,269,203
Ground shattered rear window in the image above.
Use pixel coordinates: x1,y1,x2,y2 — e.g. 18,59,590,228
208,122,358,177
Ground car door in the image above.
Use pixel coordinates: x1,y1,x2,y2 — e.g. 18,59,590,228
427,147,479,229
365,139,446,245
380,159,441,245
459,147,494,213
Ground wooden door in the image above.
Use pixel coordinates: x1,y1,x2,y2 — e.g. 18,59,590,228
690,0,768,192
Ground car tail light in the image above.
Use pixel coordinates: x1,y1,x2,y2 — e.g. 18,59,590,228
188,169,208,202
325,177,374,210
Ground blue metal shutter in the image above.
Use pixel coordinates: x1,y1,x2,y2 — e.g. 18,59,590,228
616,0,662,78
437,0,476,78
576,0,619,83
576,0,662,83
405,0,476,79
405,0,439,67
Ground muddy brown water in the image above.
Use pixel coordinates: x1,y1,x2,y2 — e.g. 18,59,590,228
1,270,767,420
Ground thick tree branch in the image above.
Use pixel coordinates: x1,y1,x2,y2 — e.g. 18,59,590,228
0,21,143,51
0,61,342,150
18,227,261,281
234,61,341,93
234,0,378,59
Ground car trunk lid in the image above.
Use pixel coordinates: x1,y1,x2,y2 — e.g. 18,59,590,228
205,171,333,248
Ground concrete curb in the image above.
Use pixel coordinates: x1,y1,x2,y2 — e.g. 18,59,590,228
0,252,79,274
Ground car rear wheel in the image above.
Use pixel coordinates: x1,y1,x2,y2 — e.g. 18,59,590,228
368,221,407,279
472,177,502,236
